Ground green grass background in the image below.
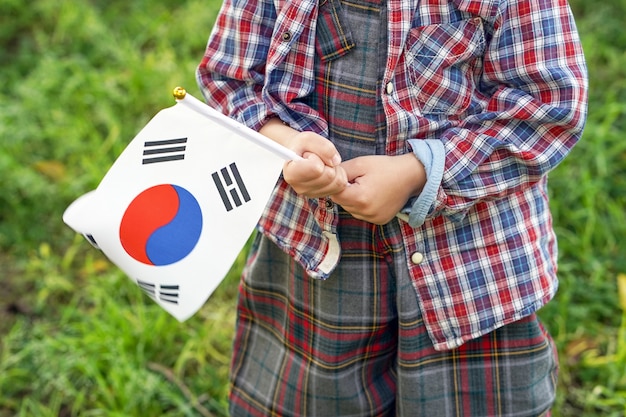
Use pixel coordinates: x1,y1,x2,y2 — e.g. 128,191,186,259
1,0,625,415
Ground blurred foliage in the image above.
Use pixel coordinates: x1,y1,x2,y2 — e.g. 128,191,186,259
0,0,218,250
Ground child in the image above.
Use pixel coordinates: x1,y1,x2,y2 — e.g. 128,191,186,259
197,0,587,415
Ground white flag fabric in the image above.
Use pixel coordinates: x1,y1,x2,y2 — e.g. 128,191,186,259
63,91,295,321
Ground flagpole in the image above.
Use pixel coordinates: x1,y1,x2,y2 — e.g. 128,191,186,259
172,87,303,162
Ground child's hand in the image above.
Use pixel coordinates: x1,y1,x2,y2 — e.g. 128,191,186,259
331,154,426,225
259,119,347,198
282,131,347,198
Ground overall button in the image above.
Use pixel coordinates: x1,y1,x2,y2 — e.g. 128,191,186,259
411,252,424,265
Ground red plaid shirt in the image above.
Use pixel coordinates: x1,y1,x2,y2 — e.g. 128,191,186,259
197,0,587,350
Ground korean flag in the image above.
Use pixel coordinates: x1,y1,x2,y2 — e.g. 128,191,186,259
63,88,298,321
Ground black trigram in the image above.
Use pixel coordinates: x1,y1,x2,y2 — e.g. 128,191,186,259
142,137,187,165
158,285,179,304
137,280,179,304
138,280,156,299
212,162,251,211
83,233,99,249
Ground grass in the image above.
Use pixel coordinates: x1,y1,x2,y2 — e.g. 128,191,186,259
1,0,625,415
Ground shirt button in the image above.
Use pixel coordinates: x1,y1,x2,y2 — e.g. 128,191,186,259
281,31,292,41
385,82,394,94
410,252,424,265
325,198,334,209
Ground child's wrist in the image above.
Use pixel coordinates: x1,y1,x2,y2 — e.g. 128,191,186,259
259,117,300,150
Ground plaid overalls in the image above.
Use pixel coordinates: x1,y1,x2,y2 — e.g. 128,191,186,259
229,0,558,415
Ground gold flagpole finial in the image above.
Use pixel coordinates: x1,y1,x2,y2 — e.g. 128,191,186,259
172,86,187,100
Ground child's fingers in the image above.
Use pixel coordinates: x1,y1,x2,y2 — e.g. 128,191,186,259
292,132,342,167
283,153,347,197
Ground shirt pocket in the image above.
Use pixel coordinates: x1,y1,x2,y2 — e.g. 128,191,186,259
405,17,485,115
316,0,356,62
